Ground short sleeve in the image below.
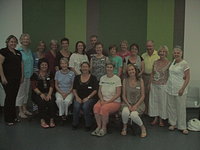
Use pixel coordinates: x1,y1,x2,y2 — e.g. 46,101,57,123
69,53,75,68
54,71,59,80
71,72,75,83
115,76,122,87
0,48,7,57
73,75,79,90
183,61,190,71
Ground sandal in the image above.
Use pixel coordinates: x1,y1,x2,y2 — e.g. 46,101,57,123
168,125,176,131
50,119,55,128
159,121,165,127
140,128,147,138
24,110,32,116
121,128,127,136
91,128,100,136
151,120,158,126
19,112,28,118
40,120,49,128
182,129,189,135
97,129,107,137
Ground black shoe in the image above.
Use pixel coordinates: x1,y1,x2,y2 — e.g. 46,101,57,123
85,126,91,132
72,125,78,130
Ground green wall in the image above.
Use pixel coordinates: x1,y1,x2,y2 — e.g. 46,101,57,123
23,0,65,51
65,0,87,52
98,0,147,54
147,0,174,59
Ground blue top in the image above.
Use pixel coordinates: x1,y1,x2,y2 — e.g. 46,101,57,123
18,47,34,78
109,56,123,75
55,70,75,93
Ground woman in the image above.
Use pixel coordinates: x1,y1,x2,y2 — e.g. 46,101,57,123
73,62,98,130
56,38,71,70
166,47,190,134
55,58,75,120
92,62,121,136
16,33,34,118
45,40,58,75
0,35,22,125
148,46,170,126
121,64,147,138
90,42,108,81
117,40,130,60
109,45,123,77
124,43,144,76
33,40,46,72
31,58,55,128
69,41,89,75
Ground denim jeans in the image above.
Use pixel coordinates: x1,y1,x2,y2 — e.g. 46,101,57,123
73,98,95,127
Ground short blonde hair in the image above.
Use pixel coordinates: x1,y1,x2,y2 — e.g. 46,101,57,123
20,33,31,44
158,45,169,56
120,40,128,46
60,57,69,65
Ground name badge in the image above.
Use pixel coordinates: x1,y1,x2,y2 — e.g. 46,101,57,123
136,86,140,90
88,86,92,89
46,77,50,80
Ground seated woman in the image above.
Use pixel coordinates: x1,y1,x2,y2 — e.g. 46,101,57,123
31,58,55,128
55,58,75,121
121,64,147,138
72,62,98,131
92,62,122,136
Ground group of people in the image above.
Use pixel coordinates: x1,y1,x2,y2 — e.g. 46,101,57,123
0,34,190,138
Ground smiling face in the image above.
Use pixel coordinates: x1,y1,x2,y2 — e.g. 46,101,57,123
21,36,30,46
77,42,84,54
130,45,138,56
158,49,167,58
61,40,69,50
81,63,90,74
60,60,68,71
120,42,128,51
127,65,136,77
106,64,114,74
37,42,45,52
7,37,17,50
173,49,182,60
95,44,103,54
146,41,154,55
90,37,97,47
40,62,48,72
50,42,58,51
109,47,117,56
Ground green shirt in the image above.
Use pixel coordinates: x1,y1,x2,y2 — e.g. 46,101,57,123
109,56,123,75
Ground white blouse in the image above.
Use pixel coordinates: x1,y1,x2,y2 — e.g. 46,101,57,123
166,59,189,96
69,53,89,75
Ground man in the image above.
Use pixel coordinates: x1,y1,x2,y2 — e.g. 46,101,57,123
86,35,108,61
142,40,160,114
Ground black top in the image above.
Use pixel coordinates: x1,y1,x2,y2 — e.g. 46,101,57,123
0,47,22,80
55,51,72,68
30,72,54,94
73,74,98,99
125,56,144,65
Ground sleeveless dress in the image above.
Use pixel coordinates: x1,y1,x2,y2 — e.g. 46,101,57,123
149,61,170,119
121,79,145,114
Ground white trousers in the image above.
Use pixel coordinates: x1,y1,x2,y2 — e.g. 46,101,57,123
55,92,73,116
16,78,30,106
167,94,187,130
122,107,143,126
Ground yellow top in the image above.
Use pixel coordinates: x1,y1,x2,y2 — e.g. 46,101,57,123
142,50,160,74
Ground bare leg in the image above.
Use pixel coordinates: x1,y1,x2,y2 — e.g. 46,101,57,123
102,115,109,130
94,113,102,129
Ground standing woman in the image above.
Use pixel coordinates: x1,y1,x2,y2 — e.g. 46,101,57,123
92,62,121,136
117,40,131,60
45,40,58,75
90,42,108,81
16,33,34,118
69,41,89,75
109,45,123,77
121,64,147,138
148,46,170,126
124,43,144,76
55,58,75,120
0,35,22,125
31,58,55,128
56,38,71,70
166,47,190,134
33,40,46,72
72,62,98,130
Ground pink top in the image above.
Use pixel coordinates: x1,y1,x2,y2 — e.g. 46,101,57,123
117,50,131,60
